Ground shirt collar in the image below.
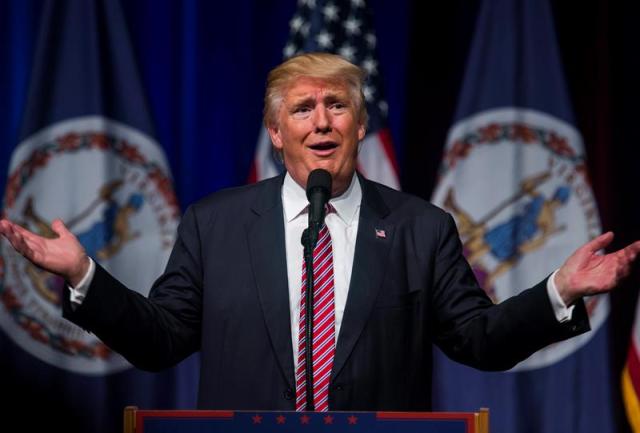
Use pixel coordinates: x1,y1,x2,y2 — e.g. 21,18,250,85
282,172,362,225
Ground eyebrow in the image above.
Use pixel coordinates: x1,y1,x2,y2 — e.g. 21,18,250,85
288,91,348,106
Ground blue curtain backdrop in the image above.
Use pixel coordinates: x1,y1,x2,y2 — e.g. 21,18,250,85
1,1,639,433
0,0,410,207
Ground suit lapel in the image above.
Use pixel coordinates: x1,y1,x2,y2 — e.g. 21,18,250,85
246,175,295,389
332,177,394,381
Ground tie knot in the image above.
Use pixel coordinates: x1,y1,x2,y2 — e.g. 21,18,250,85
325,203,335,215
303,203,335,217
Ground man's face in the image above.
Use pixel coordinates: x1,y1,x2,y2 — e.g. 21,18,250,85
268,77,365,196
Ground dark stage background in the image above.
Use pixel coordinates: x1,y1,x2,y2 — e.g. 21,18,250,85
1,1,638,432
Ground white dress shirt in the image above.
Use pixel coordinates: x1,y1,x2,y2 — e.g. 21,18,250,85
282,172,361,366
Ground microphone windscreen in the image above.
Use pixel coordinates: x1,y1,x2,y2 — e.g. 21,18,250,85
306,169,332,200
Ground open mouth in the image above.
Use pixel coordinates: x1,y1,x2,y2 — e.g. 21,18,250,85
308,142,338,151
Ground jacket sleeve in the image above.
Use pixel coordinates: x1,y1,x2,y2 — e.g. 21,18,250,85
430,213,590,371
62,205,203,371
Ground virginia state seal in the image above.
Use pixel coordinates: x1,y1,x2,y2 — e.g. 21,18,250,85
0,116,179,375
432,108,606,370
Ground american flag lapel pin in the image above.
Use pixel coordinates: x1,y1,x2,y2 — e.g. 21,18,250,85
375,228,386,239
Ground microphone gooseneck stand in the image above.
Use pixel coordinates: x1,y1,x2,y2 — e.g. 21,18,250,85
301,226,317,411
300,169,332,411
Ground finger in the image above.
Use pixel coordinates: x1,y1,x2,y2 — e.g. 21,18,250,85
614,240,640,264
8,223,50,265
11,222,42,243
584,231,614,253
7,224,34,258
51,219,70,238
3,223,24,246
0,219,17,237
625,240,640,257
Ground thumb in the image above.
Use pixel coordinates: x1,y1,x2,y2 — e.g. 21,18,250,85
583,231,614,253
50,219,71,237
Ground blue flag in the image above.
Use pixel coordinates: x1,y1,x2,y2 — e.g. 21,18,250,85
0,2,193,432
430,0,614,432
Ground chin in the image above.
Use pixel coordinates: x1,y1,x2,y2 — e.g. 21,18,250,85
309,163,336,174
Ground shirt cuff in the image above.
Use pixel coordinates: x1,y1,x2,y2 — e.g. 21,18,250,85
547,269,575,323
68,258,96,307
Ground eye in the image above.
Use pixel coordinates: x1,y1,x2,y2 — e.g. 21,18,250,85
330,102,348,112
291,105,312,118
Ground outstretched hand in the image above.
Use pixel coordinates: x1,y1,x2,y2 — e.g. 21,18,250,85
555,231,640,305
0,218,89,286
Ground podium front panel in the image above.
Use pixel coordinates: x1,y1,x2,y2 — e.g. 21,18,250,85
134,410,480,433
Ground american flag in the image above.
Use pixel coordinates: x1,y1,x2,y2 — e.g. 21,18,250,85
623,298,640,433
249,0,400,190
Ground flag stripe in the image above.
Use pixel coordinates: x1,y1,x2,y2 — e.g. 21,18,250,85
378,128,400,176
622,364,640,433
628,340,640,400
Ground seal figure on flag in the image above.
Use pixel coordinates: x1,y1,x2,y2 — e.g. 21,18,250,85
0,116,179,375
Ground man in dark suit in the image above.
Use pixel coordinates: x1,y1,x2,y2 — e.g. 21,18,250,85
1,52,639,412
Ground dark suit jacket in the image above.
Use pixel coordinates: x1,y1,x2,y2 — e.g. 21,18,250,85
63,174,590,411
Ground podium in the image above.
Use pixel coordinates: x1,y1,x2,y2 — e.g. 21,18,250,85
124,406,489,433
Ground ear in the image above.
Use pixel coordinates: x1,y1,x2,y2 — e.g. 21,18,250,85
267,124,284,150
357,123,366,141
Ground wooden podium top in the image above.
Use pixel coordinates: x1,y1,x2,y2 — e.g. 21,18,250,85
124,406,489,433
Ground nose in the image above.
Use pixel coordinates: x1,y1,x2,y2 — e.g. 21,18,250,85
314,106,332,133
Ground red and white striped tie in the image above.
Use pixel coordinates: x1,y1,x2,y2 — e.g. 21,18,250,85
295,223,335,412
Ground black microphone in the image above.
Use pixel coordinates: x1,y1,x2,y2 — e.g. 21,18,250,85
300,168,331,411
306,168,332,233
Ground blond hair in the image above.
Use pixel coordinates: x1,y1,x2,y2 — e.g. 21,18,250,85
263,52,368,129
